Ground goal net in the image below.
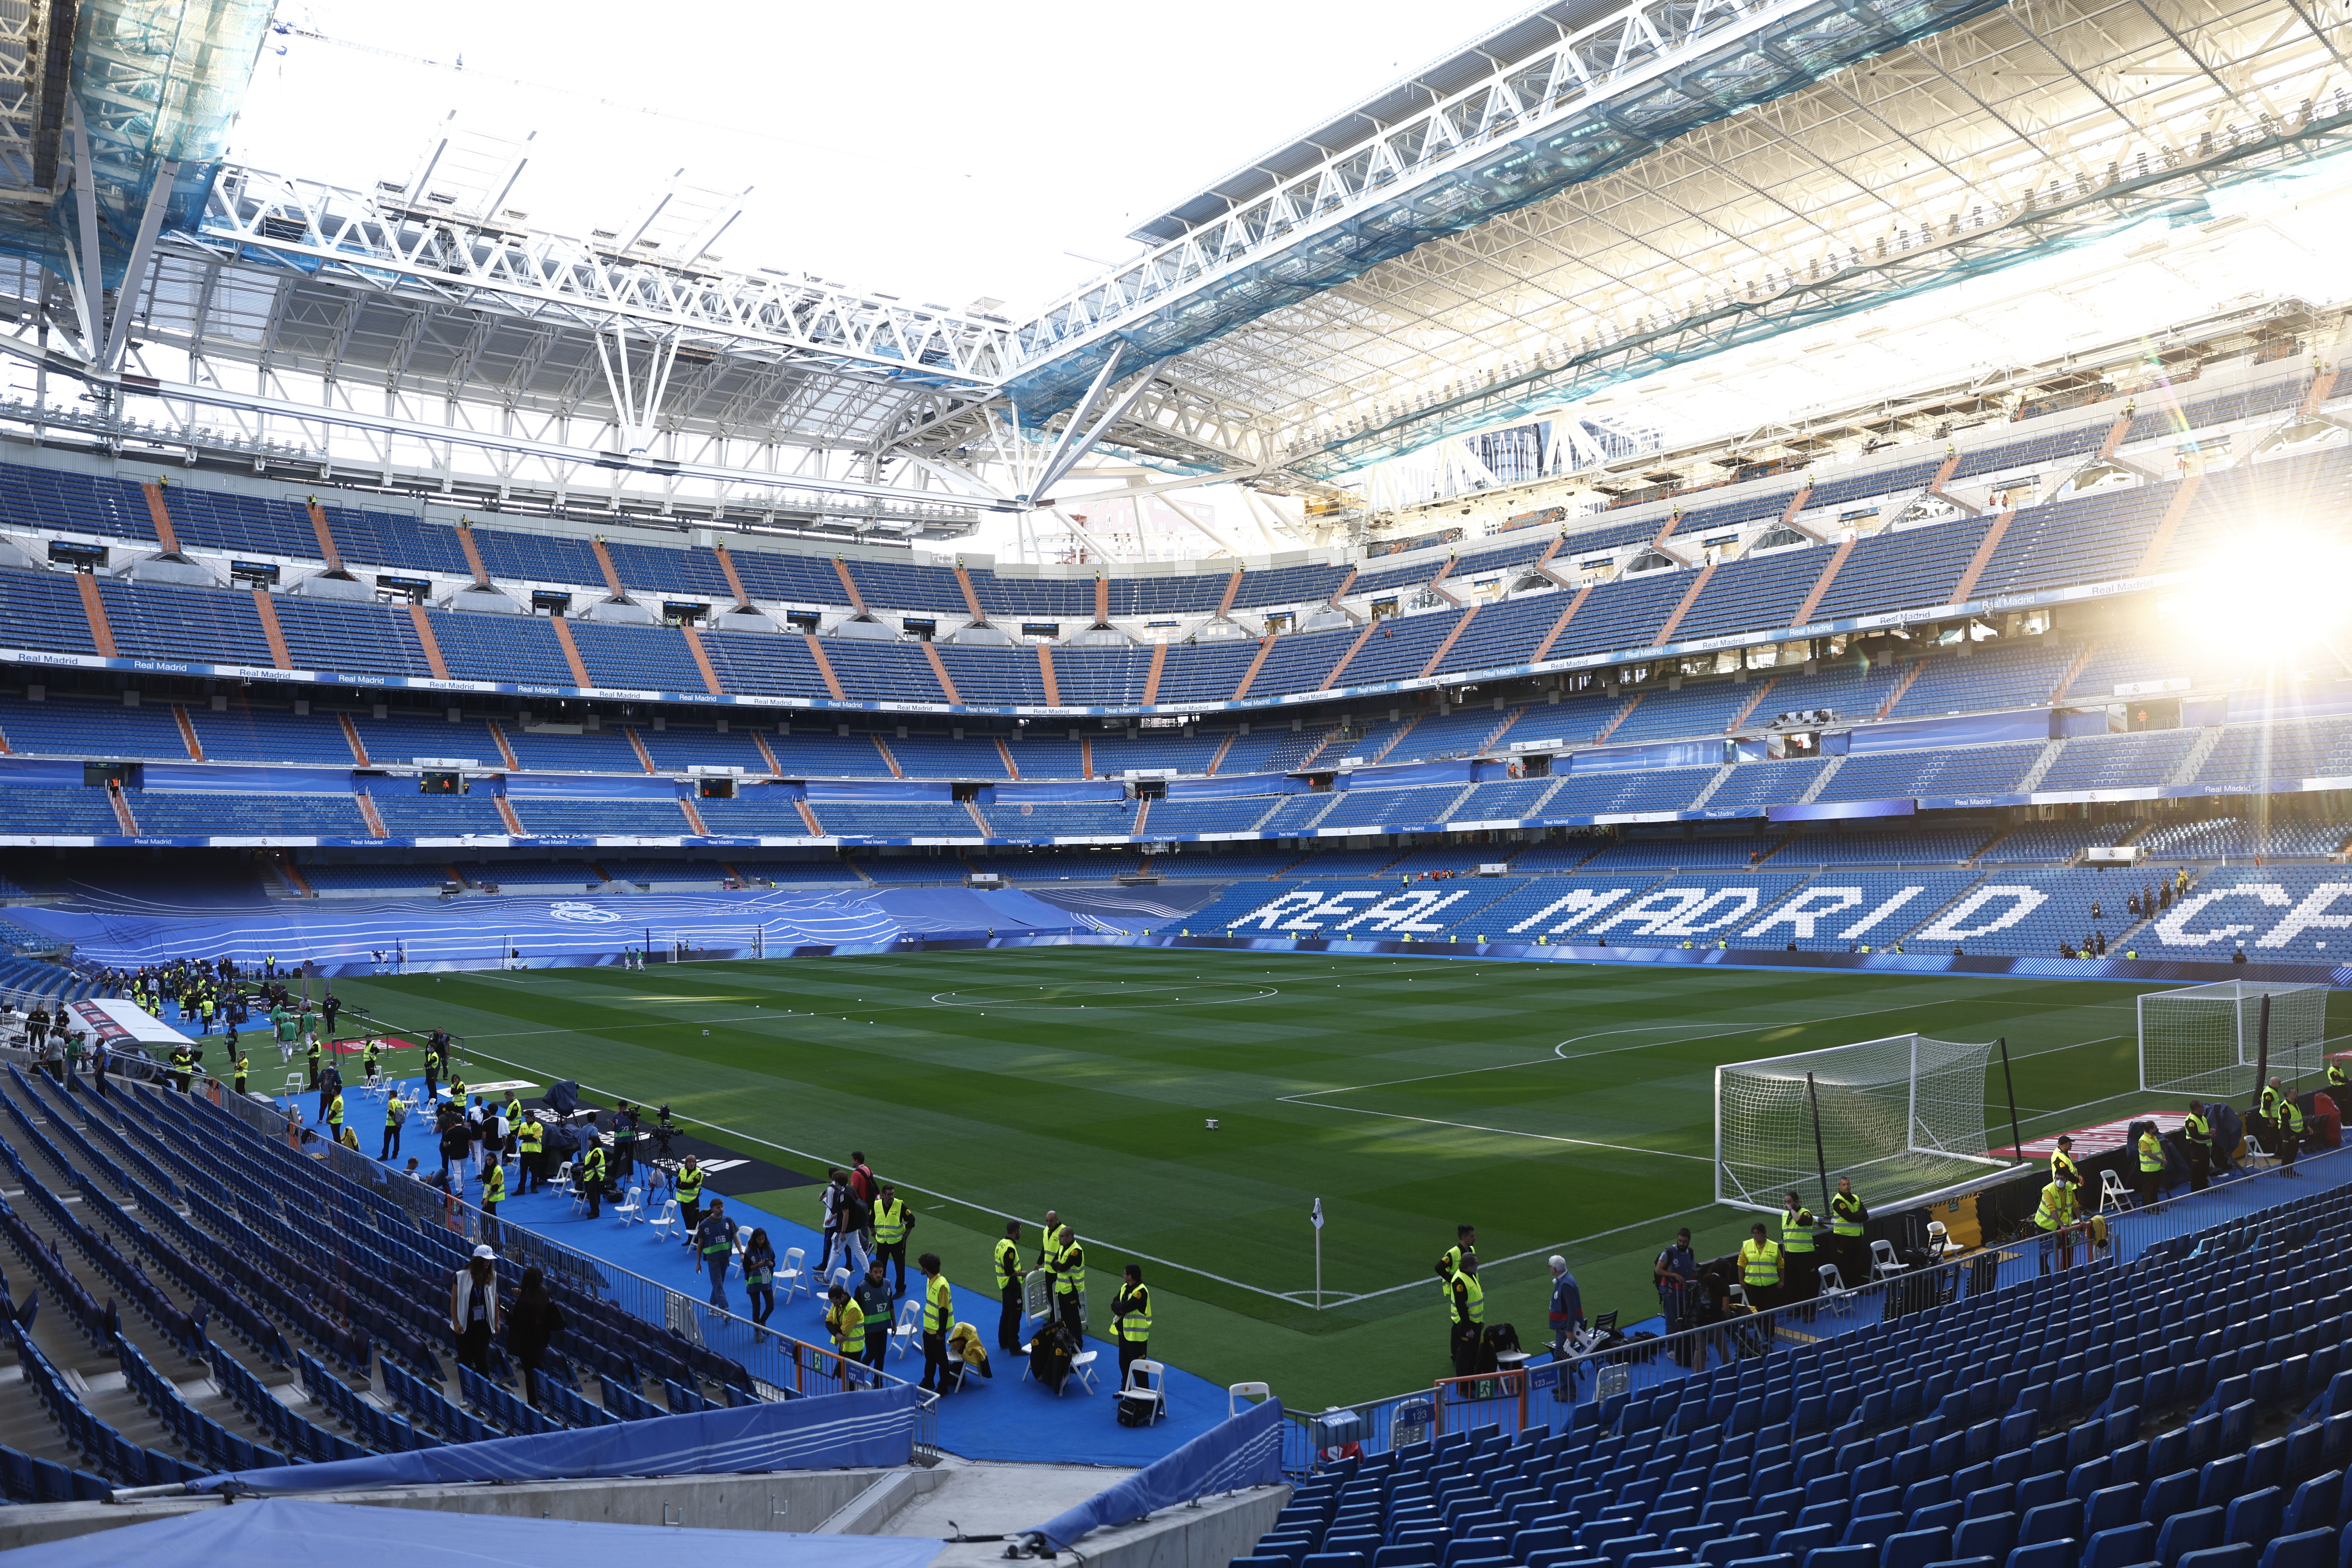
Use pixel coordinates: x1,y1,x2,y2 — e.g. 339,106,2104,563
1716,1034,2005,1212
2139,982,2331,1101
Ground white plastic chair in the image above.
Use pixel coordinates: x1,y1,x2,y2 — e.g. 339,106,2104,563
2243,1135,2278,1174
1229,1380,1272,1416
828,1267,851,1298
612,1186,645,1226
1869,1239,1905,1281
1121,1358,1168,1424
2098,1168,2134,1214
1065,1349,1099,1396
551,1160,572,1194
1817,1264,1854,1317
776,1247,808,1305
281,1072,303,1098
645,1197,678,1238
888,1297,922,1360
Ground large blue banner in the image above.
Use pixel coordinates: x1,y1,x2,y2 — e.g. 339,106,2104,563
1024,1395,1285,1550
189,1385,919,1495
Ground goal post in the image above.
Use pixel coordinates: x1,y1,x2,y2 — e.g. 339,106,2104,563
1715,1034,2007,1212
2138,981,2330,1101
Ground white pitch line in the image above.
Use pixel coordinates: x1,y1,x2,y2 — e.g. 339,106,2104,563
1303,1102,1714,1163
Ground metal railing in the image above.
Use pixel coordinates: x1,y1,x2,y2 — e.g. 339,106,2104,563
1292,1137,2352,1468
192,1077,944,1458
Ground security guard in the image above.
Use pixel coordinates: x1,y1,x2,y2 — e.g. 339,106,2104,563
673,1157,706,1247
2269,1078,2305,1176
167,1043,195,1094
515,1113,543,1193
1740,1221,1783,1313
825,1282,866,1386
2330,1059,2349,1094
1036,1207,1063,1294
1437,1223,1476,1281
481,1152,506,1244
1052,1224,1086,1343
381,1089,408,1161
917,1252,955,1394
1829,1177,1867,1292
319,1087,345,1146
503,1093,524,1156
871,1181,911,1298
1779,1192,1819,1314
361,1040,380,1085
2136,1121,2169,1210
2049,1136,2082,1192
992,1220,1024,1352
1112,1263,1152,1387
305,1032,322,1091
2034,1174,2079,1272
423,1045,441,1101
2182,1101,2214,1191
580,1140,610,1219
232,1050,249,1098
1448,1254,1486,1377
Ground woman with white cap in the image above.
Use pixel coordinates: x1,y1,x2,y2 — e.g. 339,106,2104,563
450,1244,499,1373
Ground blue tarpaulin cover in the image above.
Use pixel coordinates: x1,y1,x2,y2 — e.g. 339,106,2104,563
187,1385,918,1495
1026,1395,1285,1549
0,1496,941,1568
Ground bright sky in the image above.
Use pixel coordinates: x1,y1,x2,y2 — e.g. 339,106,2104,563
235,0,1512,317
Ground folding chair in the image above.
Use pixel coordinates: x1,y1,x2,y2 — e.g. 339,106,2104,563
888,1297,922,1360
1230,1380,1273,1416
550,1160,572,1194
1818,1265,1855,1317
281,1073,303,1098
1870,1240,1906,1281
1067,1348,1099,1396
643,1197,676,1237
612,1187,645,1226
1122,1357,1169,1424
776,1247,808,1305
2098,1170,2133,1215
2242,1136,2278,1175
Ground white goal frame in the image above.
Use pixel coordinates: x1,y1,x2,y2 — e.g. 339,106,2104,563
1715,1033,2008,1213
2138,981,2331,1101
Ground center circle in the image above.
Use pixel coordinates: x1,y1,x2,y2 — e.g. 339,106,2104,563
929,982,1278,1009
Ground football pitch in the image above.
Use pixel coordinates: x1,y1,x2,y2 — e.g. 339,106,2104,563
328,947,2341,1407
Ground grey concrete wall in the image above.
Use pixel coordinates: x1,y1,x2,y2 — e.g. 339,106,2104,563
0,1468,895,1552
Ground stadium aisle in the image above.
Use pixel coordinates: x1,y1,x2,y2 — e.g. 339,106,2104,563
480,1180,1232,1465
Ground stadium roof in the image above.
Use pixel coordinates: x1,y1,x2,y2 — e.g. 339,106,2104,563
0,0,2344,544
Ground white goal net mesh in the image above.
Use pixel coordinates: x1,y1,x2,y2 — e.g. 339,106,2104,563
2139,982,2331,1100
1716,1034,2005,1212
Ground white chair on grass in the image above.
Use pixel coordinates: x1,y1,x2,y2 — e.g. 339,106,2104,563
1121,1358,1168,1424
1065,1348,1099,1396
282,1072,303,1098
1869,1239,1905,1281
611,1186,645,1226
1229,1381,1272,1416
888,1297,922,1360
776,1247,808,1305
645,1197,678,1238
2098,1168,2134,1214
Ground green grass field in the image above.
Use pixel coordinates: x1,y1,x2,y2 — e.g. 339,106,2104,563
320,948,2343,1409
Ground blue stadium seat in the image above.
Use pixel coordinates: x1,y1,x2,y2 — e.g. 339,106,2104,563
2257,1534,2332,1568
1881,1530,1953,1568
2156,1508,2223,1568
2172,1550,2254,1568
2081,1524,2157,1568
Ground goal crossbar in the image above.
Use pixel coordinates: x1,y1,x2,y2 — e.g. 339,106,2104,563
1715,1033,2007,1213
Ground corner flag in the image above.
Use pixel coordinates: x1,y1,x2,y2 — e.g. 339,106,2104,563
1311,1198,1325,1230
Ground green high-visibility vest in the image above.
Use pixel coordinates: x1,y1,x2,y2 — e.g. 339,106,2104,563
1055,1241,1086,1297
872,1197,907,1246
2138,1131,2167,1173
2034,1182,2074,1232
674,1167,705,1205
517,1122,542,1154
483,1164,505,1204
993,1238,1020,1290
1780,1209,1816,1254
1741,1239,1780,1287
923,1273,953,1333
1450,1274,1485,1326
1830,1193,1865,1238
